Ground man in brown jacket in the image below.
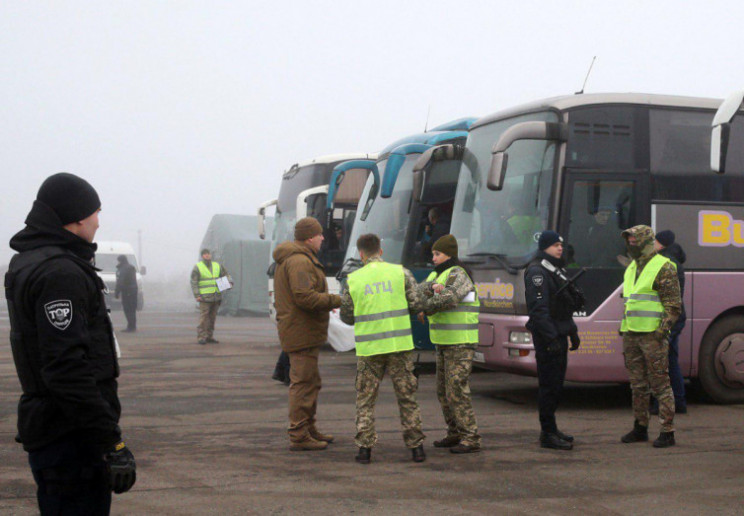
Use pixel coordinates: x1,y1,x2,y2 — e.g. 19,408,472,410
273,217,342,451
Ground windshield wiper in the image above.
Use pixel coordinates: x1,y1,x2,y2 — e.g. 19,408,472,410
465,252,518,275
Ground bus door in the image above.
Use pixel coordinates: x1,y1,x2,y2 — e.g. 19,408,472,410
324,161,379,275
559,172,650,316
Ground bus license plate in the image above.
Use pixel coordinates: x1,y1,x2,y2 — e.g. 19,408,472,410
473,352,485,363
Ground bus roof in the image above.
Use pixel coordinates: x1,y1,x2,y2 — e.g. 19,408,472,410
471,92,724,130
378,118,477,157
289,153,378,171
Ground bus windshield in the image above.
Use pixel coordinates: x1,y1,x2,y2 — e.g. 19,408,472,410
347,157,414,261
451,111,559,262
272,164,334,250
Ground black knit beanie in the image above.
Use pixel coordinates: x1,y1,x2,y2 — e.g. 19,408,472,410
538,230,563,251
37,172,101,225
655,230,675,247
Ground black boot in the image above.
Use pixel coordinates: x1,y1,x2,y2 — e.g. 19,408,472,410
555,429,574,443
433,436,460,448
540,431,573,450
621,420,649,443
411,445,426,462
653,431,675,448
355,447,371,464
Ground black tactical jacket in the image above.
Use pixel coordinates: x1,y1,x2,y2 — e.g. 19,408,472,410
5,200,121,451
524,251,581,344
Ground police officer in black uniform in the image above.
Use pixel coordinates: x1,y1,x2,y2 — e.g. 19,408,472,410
524,230,584,450
5,173,136,514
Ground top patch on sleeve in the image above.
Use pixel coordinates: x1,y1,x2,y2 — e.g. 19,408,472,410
44,300,73,330
532,275,544,287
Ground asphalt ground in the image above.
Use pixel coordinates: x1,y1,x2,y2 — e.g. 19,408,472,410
1,310,743,515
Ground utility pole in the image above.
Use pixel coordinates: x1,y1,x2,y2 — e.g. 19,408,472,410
138,229,143,266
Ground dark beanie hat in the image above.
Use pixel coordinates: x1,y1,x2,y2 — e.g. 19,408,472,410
538,230,563,251
655,230,675,247
294,217,323,241
432,234,458,258
37,172,101,225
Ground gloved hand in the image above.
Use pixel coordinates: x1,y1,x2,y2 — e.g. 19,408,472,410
104,441,136,494
569,332,581,351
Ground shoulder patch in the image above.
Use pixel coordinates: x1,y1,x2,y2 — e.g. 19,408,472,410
532,275,544,287
44,300,73,330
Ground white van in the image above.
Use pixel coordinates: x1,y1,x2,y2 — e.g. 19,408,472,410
95,241,145,310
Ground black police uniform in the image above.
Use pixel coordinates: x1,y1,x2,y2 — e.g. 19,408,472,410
115,257,138,331
5,200,126,513
524,250,583,445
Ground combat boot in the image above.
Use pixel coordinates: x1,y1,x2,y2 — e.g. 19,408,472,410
433,436,460,448
289,435,328,451
450,443,481,454
555,429,574,443
309,426,334,443
355,447,371,464
621,420,649,443
411,445,426,462
653,431,675,448
540,432,573,450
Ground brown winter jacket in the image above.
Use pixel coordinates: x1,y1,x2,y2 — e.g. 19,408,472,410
273,241,342,352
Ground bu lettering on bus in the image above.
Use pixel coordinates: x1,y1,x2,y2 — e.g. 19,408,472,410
698,210,744,247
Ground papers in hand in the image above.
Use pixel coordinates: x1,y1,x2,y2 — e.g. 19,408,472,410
216,276,232,292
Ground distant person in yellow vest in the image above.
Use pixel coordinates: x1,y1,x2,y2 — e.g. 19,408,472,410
619,225,681,448
191,248,231,345
418,234,481,454
340,233,426,464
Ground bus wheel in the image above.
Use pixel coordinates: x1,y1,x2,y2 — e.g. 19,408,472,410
699,317,744,404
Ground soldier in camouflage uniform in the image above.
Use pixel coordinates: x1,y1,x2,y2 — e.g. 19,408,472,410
340,234,426,464
619,225,681,448
419,234,481,454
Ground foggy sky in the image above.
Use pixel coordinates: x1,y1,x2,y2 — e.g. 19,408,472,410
2,1,743,280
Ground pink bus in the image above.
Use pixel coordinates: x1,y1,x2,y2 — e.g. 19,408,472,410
417,93,744,403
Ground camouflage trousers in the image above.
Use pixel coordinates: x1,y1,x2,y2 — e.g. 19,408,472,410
355,351,425,449
436,345,480,447
623,333,675,432
197,301,219,340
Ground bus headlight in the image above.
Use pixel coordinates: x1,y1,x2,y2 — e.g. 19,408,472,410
509,331,532,344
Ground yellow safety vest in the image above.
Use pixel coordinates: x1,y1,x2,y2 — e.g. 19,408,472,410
620,254,675,333
197,261,221,295
426,266,480,345
347,261,414,357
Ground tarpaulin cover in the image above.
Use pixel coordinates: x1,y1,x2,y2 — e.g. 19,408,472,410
199,214,273,316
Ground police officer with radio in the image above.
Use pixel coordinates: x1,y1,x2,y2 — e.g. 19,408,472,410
524,231,584,450
5,173,136,514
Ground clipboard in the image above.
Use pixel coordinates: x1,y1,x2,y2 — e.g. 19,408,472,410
216,276,232,292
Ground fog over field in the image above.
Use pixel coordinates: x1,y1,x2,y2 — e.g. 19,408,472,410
2,1,743,282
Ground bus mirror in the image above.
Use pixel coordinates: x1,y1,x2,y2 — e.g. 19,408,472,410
710,123,730,174
257,198,277,239
487,152,508,190
711,89,744,174
413,144,461,201
487,121,566,191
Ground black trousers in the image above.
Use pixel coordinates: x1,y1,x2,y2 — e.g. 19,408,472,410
121,290,137,330
28,435,111,515
533,335,568,433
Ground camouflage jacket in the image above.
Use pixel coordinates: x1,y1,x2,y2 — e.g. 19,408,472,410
623,225,681,335
420,265,475,315
340,256,424,325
